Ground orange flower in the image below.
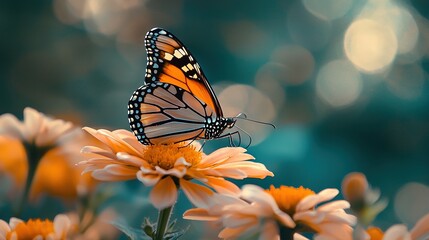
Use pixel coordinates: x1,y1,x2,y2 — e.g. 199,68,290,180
184,184,356,240
0,108,97,201
0,107,73,147
342,172,387,226
79,127,273,209
0,214,71,240
0,136,27,187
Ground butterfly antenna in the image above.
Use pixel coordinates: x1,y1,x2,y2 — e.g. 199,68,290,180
234,113,276,129
234,125,252,148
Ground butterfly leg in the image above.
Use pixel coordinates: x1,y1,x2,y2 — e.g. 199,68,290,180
217,131,241,147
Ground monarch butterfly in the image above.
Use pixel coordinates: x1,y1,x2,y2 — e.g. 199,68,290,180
128,28,266,146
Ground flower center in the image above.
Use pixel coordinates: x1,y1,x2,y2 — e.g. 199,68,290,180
265,185,315,216
142,143,202,170
366,227,384,240
8,219,55,239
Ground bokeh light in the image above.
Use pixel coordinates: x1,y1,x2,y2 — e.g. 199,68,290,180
302,0,353,21
344,18,398,73
386,63,425,100
269,45,315,85
359,2,419,55
394,182,429,225
254,68,286,110
287,1,332,50
222,21,270,59
316,59,362,107
218,84,276,145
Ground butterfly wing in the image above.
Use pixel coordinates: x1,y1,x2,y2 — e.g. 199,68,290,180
128,82,216,145
144,28,223,116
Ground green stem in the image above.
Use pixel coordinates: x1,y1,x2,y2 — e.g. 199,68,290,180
154,205,174,240
279,226,295,240
15,143,47,217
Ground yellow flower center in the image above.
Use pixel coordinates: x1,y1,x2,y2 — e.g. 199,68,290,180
265,185,316,216
366,227,384,240
142,143,202,170
8,219,55,239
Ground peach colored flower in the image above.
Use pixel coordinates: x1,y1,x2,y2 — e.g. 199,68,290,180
0,107,73,147
0,214,71,240
342,172,387,226
362,213,429,240
184,184,356,240
0,129,98,201
79,127,273,209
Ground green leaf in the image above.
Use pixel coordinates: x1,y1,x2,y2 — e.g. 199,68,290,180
111,218,151,240
164,225,190,240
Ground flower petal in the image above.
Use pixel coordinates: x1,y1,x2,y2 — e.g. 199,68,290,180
136,170,161,186
150,177,177,209
204,176,241,195
183,208,219,221
317,200,350,212
0,114,25,140
259,219,280,240
296,189,338,211
0,220,11,239
180,179,215,208
9,218,23,230
410,212,429,239
384,224,410,240
294,233,310,240
53,214,71,239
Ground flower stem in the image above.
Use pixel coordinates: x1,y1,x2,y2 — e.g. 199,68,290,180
15,143,46,217
154,205,174,240
279,226,295,240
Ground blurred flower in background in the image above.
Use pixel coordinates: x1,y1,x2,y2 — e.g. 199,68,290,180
0,214,71,240
184,184,355,239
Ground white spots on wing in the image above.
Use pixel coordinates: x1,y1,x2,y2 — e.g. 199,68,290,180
178,48,186,56
159,30,167,34
174,49,183,58
181,65,189,72
187,63,194,70
195,63,201,74
164,52,174,61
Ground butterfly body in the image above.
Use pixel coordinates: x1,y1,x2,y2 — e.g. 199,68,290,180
128,77,235,145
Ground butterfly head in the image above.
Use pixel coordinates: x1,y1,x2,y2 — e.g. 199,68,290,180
226,117,236,129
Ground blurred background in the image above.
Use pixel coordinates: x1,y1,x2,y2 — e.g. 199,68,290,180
1,0,429,237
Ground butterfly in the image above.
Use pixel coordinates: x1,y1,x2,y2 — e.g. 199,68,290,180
128,27,242,146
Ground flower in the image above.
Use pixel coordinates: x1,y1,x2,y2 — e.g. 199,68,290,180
184,184,356,240
361,213,429,240
0,110,97,201
79,127,273,209
0,214,71,240
342,172,387,226
0,136,27,187
0,107,73,147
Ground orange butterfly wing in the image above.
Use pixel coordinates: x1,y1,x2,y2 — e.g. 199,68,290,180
144,28,223,116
